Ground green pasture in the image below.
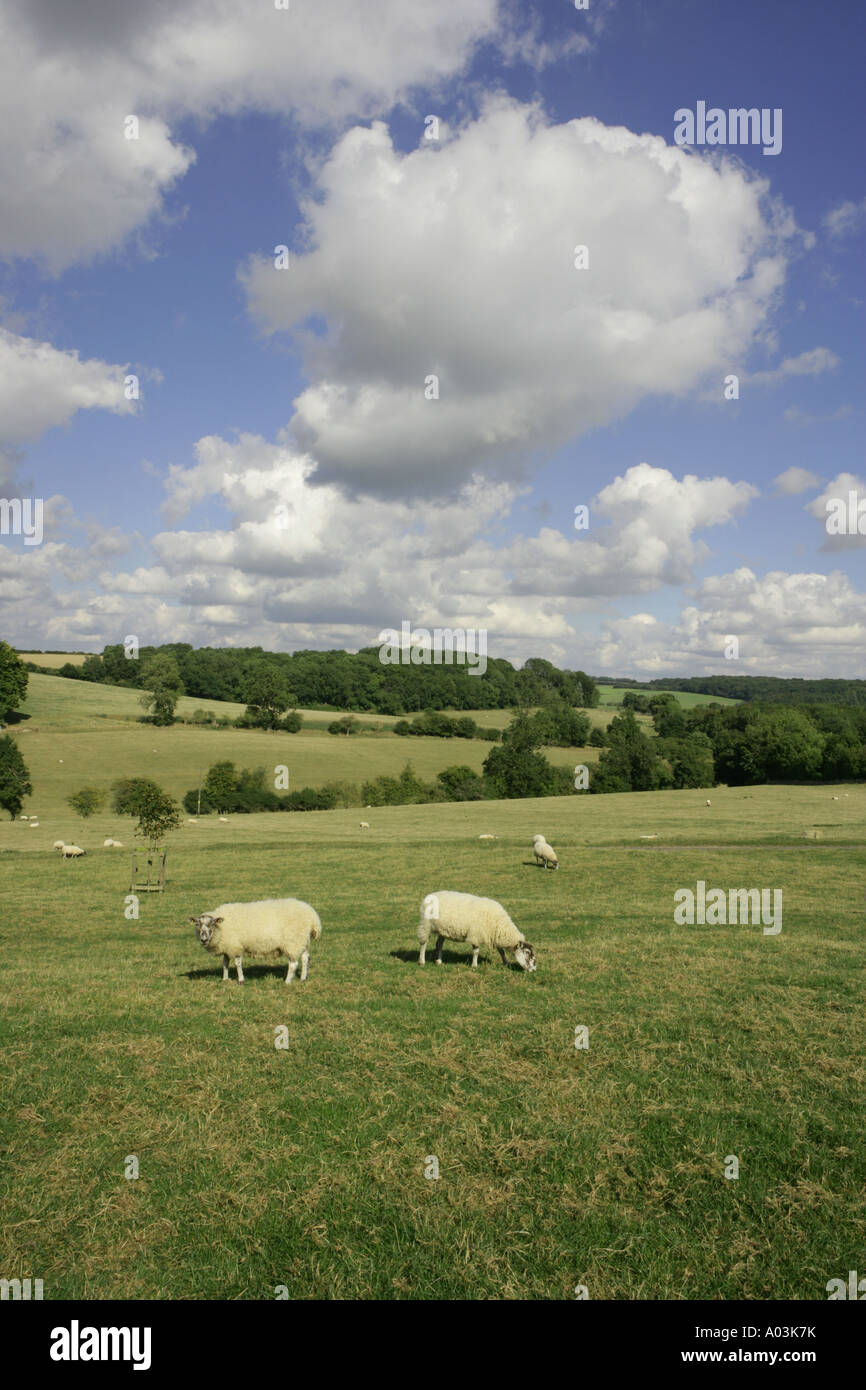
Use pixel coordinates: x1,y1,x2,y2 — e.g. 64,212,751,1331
0,784,863,1300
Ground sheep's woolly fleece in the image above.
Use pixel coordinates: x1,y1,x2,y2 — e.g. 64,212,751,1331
192,898,322,966
418,890,536,970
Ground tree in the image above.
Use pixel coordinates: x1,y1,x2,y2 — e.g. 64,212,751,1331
328,715,359,736
437,765,486,801
112,777,164,815
482,710,555,798
244,669,291,730
67,786,106,818
203,761,239,811
0,642,28,721
0,735,31,819
139,654,183,726
134,783,182,846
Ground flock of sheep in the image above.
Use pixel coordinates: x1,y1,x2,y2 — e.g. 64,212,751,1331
190,831,558,984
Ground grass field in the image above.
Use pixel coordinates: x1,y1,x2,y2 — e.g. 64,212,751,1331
1,677,863,1301
596,685,740,708
5,674,609,822
15,651,87,668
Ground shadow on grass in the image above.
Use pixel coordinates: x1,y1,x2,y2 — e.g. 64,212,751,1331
184,965,305,983
388,947,523,969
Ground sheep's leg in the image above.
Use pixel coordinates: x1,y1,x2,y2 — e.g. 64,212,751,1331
285,958,299,984
418,941,427,965
471,946,480,968
299,950,309,982
222,954,231,981
234,956,244,983
497,947,508,966
435,934,444,965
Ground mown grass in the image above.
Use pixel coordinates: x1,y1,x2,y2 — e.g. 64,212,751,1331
6,673,614,825
1,784,864,1300
596,685,739,708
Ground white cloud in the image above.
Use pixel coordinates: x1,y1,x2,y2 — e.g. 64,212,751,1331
0,327,136,445
242,99,799,496
772,466,821,495
0,0,499,270
805,472,866,551
823,197,866,239
746,346,840,388
594,569,866,678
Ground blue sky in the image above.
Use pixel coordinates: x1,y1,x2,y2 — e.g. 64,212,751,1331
0,0,862,675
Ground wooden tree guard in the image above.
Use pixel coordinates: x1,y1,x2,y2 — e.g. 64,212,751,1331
130,848,167,893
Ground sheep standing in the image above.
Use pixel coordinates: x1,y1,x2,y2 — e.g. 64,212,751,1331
190,898,322,984
61,844,86,859
532,834,558,870
53,840,65,852
418,890,536,971
359,821,370,829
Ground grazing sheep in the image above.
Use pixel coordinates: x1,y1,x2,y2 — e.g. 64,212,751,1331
218,816,229,823
532,834,558,869
478,833,497,840
190,898,322,984
359,821,370,829
706,799,712,807
418,890,536,971
186,818,197,824
20,814,28,821
102,838,124,848
53,840,65,852
29,821,40,828
61,844,86,859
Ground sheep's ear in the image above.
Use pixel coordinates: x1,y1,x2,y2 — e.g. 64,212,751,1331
211,917,223,927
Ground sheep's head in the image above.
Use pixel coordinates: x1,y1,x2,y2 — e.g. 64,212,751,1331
190,913,223,946
514,942,537,972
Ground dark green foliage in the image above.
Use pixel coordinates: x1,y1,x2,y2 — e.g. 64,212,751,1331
40,640,600,714
436,765,487,801
183,788,212,815
134,784,182,846
243,668,291,729
138,654,184,726
67,786,106,818
0,641,28,719
0,734,31,819
482,711,557,799
328,715,360,736
112,777,164,816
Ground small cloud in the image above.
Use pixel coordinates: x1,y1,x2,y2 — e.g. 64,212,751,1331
823,197,866,239
748,347,840,388
772,466,821,496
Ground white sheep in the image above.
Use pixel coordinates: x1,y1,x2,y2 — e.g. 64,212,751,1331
359,821,370,829
218,816,229,823
20,814,28,820
418,890,536,971
532,834,558,870
478,833,497,840
53,840,66,852
186,818,197,824
706,799,712,807
29,821,40,828
61,844,86,859
102,837,124,848
190,898,322,984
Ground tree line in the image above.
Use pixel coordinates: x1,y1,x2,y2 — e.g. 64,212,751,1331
599,674,866,707
29,644,600,715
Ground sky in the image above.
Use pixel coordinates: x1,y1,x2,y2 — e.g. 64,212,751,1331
0,0,863,677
